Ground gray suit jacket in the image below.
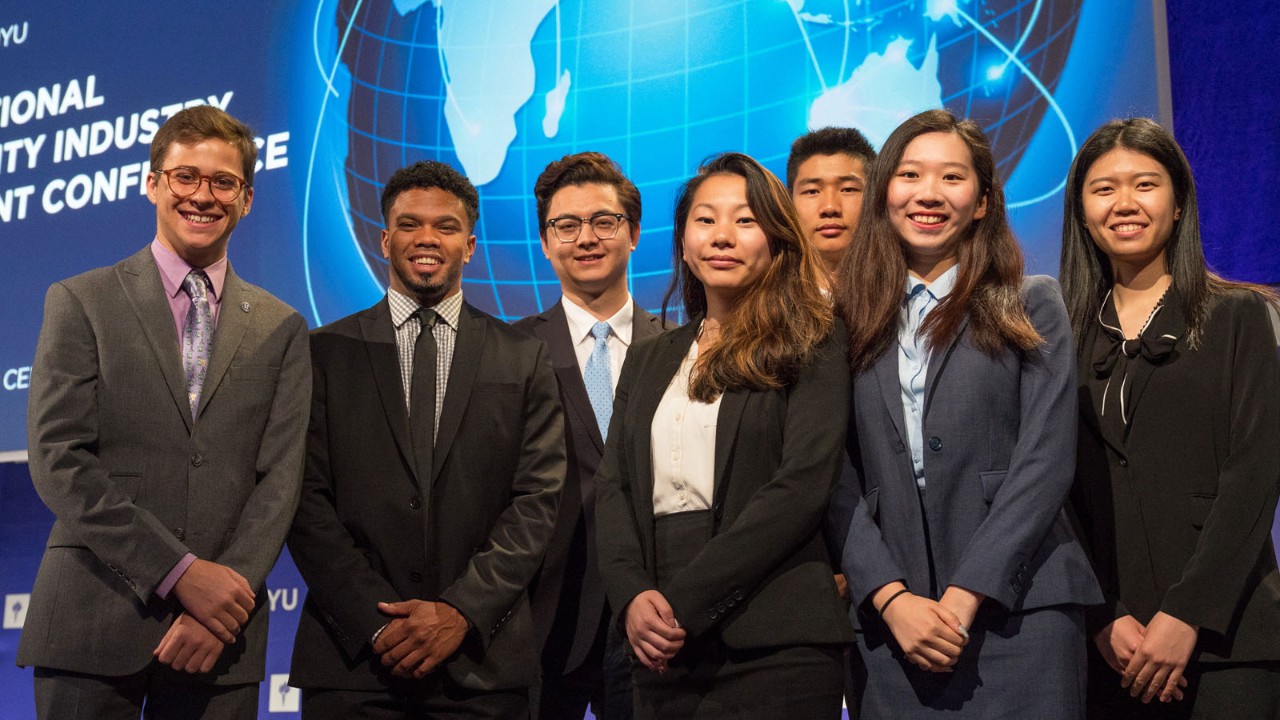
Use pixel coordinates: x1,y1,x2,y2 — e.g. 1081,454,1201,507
841,276,1101,627
514,300,663,675
17,246,310,683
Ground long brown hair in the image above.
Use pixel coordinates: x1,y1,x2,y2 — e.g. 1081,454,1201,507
662,153,833,401
1059,117,1278,348
835,109,1041,373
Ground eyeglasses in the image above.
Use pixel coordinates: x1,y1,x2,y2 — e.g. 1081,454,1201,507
546,213,630,243
155,167,249,203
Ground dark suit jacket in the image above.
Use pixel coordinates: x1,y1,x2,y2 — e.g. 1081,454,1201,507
287,298,566,692
596,319,854,648
18,246,310,683
841,276,1101,628
514,300,664,676
1071,288,1280,663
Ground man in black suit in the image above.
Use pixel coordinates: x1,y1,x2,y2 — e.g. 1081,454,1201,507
515,152,663,720
286,161,566,718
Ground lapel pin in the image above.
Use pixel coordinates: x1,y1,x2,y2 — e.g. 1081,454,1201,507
240,302,251,313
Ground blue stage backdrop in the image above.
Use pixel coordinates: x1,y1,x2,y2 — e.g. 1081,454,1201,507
0,0,1216,717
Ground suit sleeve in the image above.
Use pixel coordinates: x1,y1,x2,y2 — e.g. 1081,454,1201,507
26,282,188,601
286,335,404,658
948,276,1080,608
215,310,310,591
594,341,658,624
840,418,911,608
1160,293,1280,634
662,326,851,638
439,340,566,648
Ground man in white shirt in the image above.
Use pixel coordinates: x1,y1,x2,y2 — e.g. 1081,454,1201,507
515,152,664,720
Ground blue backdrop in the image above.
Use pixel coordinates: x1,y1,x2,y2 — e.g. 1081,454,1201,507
1,1,1277,718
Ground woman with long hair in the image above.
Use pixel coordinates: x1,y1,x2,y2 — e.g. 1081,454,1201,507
834,109,1100,718
594,152,852,719
1061,117,1280,718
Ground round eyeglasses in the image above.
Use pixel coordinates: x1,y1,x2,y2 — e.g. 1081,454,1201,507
155,167,249,203
546,213,630,243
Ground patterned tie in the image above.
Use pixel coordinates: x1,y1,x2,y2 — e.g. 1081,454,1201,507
411,309,438,479
182,270,214,419
584,321,613,441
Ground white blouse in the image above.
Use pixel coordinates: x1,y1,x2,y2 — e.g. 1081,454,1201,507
651,338,722,516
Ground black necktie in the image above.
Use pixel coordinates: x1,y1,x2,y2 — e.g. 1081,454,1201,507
411,308,438,481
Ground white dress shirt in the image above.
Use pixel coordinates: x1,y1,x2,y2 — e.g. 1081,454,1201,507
561,294,634,394
651,337,722,517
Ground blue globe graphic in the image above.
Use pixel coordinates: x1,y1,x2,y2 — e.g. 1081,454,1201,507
307,0,1080,323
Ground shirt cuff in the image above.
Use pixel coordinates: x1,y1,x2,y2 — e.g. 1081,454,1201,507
156,553,197,600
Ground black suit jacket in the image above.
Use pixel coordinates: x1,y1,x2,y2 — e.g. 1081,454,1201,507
514,300,663,676
596,319,854,648
287,298,566,691
1072,288,1280,663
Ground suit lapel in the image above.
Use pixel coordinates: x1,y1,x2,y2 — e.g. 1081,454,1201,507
197,267,251,420
1076,322,1125,455
922,315,970,421
358,300,417,481
712,388,748,516
540,303,605,453
872,344,908,449
431,302,486,483
631,321,696,522
116,248,191,432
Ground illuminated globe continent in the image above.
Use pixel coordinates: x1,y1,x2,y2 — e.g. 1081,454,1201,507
318,0,1080,321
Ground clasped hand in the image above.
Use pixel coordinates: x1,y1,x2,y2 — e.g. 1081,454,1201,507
372,600,469,679
624,589,686,673
1097,612,1195,703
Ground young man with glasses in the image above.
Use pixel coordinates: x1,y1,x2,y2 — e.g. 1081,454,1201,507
19,105,311,718
515,152,664,720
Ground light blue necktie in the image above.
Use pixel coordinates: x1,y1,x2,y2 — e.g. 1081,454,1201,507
182,270,214,420
584,321,613,441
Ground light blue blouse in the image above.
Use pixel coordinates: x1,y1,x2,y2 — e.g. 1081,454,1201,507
898,264,958,489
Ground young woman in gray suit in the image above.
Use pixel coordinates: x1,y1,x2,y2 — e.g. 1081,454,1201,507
595,152,853,719
1060,118,1280,718
834,109,1101,718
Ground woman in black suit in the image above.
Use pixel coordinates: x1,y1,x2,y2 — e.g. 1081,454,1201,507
1060,117,1280,718
594,152,852,719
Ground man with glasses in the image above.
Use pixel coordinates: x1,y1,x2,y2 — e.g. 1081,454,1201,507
515,152,663,720
18,105,310,718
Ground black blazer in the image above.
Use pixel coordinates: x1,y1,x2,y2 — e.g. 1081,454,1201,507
513,300,664,675
1072,288,1280,663
287,298,566,691
596,319,854,648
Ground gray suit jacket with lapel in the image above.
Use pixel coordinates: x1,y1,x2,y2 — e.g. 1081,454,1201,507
841,275,1101,626
18,246,311,683
287,298,566,692
514,299,663,676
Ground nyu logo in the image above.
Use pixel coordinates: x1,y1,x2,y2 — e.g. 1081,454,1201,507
4,593,30,629
268,674,300,713
267,587,298,613
0,22,28,48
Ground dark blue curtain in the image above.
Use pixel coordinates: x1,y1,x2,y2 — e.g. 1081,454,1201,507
1167,0,1280,283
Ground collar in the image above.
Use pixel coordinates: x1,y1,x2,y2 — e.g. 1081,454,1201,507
151,237,228,301
387,287,465,331
561,294,634,347
904,264,958,304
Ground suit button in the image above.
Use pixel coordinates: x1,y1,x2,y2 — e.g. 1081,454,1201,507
409,571,423,582
928,436,942,452
709,610,719,620
175,528,185,540
733,590,744,601
1118,458,1129,467
409,496,422,510
712,503,724,520
190,453,204,467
